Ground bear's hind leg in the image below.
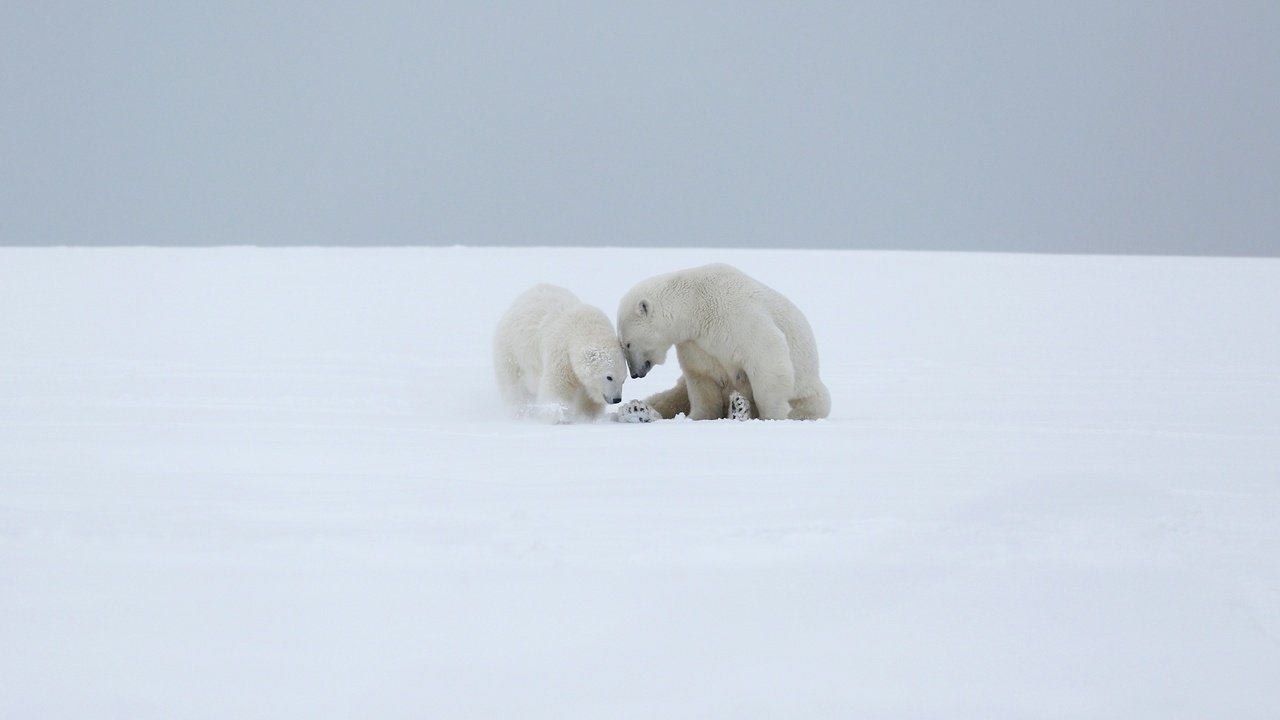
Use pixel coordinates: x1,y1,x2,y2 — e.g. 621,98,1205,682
685,373,726,421
643,376,691,419
494,353,532,409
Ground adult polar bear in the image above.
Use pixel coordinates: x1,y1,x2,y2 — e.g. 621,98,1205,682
494,284,629,422
617,263,831,421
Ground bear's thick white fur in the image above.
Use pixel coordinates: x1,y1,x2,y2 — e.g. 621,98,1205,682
494,284,628,422
617,264,830,421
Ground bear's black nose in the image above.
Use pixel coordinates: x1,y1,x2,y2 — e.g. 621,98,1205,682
630,373,638,379
610,396,622,404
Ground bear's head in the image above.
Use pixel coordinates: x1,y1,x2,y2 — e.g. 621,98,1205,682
617,295,670,379
572,342,628,405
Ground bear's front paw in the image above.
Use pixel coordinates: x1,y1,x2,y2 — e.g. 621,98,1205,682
520,402,571,424
728,391,751,421
616,400,660,424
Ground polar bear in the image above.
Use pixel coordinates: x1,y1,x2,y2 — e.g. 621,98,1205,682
493,284,631,422
616,263,831,421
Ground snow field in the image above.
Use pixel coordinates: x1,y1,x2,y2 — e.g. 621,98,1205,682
2,247,1278,718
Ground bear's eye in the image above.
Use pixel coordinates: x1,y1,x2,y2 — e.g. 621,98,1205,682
606,375,613,382
625,343,630,349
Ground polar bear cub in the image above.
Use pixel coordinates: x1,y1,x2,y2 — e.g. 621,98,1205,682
617,263,831,421
493,284,630,422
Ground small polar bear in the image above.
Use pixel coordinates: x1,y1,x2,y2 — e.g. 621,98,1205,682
494,284,649,423
616,263,831,421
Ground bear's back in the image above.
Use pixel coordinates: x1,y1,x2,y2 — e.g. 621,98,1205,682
506,282,581,328
495,283,583,365
547,303,617,351
688,264,823,380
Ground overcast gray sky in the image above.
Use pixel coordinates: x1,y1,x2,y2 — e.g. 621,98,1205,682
2,2,1277,254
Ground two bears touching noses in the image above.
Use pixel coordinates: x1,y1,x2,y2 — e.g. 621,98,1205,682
494,263,831,424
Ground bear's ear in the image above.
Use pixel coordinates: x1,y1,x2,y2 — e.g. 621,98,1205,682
638,299,650,316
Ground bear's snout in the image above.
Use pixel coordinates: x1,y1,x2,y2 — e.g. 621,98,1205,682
629,359,652,379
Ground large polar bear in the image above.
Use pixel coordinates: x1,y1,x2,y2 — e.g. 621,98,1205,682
616,263,831,421
493,284,631,423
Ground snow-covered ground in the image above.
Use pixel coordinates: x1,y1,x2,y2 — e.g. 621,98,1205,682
2,247,1278,718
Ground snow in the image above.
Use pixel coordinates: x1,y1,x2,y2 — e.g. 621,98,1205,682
2,246,1279,718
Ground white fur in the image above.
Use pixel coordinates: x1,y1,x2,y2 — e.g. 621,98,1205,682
617,264,831,421
494,284,628,423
